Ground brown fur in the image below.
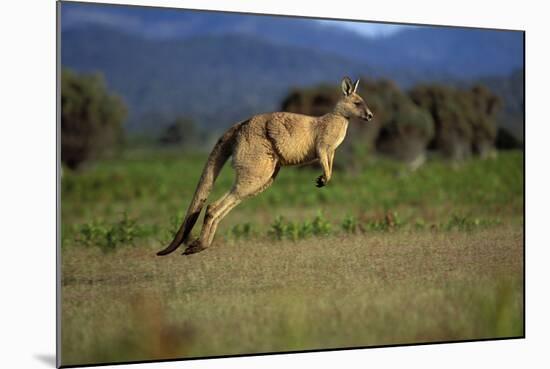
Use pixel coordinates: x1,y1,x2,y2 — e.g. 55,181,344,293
157,77,373,256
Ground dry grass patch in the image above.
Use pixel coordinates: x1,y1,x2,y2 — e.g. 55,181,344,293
61,225,523,366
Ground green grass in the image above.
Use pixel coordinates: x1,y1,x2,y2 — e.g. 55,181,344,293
61,151,523,247
60,150,524,366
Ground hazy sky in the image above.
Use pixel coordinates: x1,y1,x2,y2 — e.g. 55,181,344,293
319,20,411,37
61,2,409,39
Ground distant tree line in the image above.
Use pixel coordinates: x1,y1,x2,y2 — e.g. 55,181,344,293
282,77,514,169
61,68,521,171
158,117,201,147
61,69,127,169
61,69,203,170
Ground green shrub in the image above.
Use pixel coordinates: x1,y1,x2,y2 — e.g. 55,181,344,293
228,222,255,241
75,213,144,252
268,216,287,241
364,211,402,232
442,214,502,232
61,68,127,170
414,218,427,230
342,214,359,234
298,221,313,239
268,212,333,241
311,212,332,236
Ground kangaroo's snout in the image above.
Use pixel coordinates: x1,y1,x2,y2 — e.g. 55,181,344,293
361,109,373,122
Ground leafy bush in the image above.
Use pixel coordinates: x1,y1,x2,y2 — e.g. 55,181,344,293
341,214,359,234
75,213,144,252
268,216,288,241
311,212,332,236
442,214,502,232
61,68,127,170
268,212,333,241
159,116,200,147
409,84,501,160
228,222,255,241
363,211,403,232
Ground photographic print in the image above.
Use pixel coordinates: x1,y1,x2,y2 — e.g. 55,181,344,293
58,1,524,366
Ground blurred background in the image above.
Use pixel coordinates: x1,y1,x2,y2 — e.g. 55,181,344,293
60,2,523,170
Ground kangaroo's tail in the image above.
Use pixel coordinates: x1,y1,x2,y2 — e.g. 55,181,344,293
156,121,245,256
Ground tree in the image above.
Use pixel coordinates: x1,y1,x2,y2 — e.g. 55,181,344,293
61,69,127,169
281,84,340,117
409,84,501,160
467,85,501,158
496,127,523,150
159,117,198,147
358,79,434,166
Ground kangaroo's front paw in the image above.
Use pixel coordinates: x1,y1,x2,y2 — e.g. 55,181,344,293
182,239,206,255
316,175,327,188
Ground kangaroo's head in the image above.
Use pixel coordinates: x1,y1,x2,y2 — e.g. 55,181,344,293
334,76,373,122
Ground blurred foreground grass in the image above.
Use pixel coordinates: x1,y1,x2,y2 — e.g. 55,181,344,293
60,150,523,366
61,228,523,365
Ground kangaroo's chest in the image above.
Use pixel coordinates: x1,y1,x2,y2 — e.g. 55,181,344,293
321,120,349,149
265,116,317,165
333,124,348,147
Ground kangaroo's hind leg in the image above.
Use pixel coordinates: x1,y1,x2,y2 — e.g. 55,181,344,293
183,157,279,255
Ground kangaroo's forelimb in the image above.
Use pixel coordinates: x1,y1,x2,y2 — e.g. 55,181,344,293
316,145,334,188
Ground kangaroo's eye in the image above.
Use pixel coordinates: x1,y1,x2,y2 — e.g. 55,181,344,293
354,102,362,106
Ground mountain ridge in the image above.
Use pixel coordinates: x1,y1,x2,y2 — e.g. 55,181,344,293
60,17,523,134
61,25,377,131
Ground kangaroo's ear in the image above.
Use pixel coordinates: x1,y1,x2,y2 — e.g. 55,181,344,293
353,79,360,93
341,76,354,96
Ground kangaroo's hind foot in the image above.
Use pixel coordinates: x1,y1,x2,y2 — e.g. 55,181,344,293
182,239,207,255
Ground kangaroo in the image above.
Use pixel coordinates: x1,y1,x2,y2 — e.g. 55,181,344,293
157,76,373,256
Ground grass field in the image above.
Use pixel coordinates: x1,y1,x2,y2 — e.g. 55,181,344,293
60,150,524,366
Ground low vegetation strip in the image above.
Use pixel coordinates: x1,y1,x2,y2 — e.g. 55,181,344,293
63,210,506,253
61,151,523,252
